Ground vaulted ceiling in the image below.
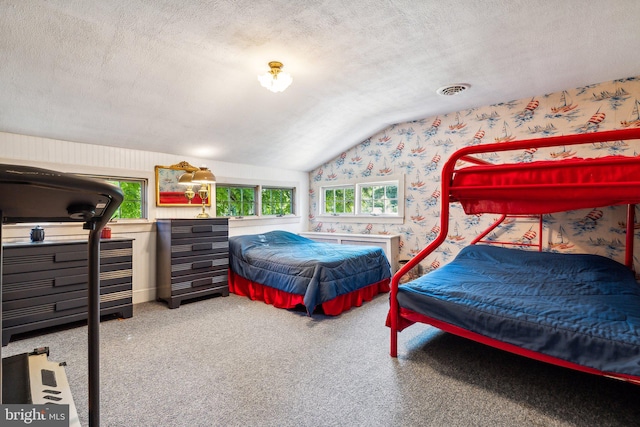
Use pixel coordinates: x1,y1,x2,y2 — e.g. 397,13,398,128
1,1,638,171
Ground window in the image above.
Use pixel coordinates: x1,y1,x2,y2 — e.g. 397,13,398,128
106,178,147,219
261,187,294,216
319,176,404,222
214,180,298,222
360,183,398,215
216,185,257,217
79,175,147,220
323,186,355,215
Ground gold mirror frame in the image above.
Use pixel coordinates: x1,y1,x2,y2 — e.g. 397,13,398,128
155,161,212,207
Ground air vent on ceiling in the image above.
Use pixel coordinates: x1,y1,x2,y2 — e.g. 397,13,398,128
437,84,470,96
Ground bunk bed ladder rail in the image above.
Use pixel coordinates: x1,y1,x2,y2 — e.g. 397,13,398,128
389,150,458,357
626,204,636,271
389,127,640,357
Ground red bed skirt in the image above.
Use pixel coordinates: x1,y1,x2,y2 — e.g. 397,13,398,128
228,269,390,315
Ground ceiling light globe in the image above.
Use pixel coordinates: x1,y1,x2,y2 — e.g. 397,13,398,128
258,61,293,93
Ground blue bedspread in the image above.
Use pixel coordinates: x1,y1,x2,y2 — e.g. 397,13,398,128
229,231,391,313
397,245,640,376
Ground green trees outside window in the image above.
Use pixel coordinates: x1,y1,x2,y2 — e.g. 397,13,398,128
261,187,294,216
324,186,355,214
216,185,256,217
107,179,146,219
216,185,295,217
360,184,398,214
320,179,401,217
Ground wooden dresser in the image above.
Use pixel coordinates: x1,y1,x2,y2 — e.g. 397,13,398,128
2,239,133,346
156,218,229,308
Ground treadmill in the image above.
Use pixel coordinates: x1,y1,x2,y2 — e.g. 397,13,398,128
0,163,124,427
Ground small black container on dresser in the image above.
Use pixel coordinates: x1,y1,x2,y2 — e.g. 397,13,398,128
2,239,134,346
156,218,229,308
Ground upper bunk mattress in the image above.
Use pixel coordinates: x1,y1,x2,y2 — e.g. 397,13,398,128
397,245,640,377
229,231,391,312
450,155,640,214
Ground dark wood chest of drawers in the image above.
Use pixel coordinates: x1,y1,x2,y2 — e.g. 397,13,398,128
156,218,229,308
2,239,133,345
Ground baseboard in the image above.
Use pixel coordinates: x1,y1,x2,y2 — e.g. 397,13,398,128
133,287,156,304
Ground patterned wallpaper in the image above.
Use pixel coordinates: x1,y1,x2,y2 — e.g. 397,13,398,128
308,75,640,273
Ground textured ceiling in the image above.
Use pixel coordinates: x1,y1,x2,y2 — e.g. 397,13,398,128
0,1,639,171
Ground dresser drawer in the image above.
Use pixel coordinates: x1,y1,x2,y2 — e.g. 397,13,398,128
3,262,132,302
170,219,228,240
3,243,87,275
170,252,228,277
101,240,134,265
170,237,228,257
3,289,88,328
3,239,132,277
170,270,228,296
3,266,88,301
101,262,133,287
3,285,132,328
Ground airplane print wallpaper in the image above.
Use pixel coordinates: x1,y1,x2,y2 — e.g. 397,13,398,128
308,75,640,275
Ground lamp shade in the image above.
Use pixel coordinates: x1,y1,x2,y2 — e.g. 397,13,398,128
177,172,194,185
192,167,216,183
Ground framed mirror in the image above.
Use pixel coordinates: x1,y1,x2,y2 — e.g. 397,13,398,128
155,161,212,207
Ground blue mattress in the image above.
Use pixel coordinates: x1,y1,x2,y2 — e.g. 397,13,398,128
397,245,640,377
229,231,391,313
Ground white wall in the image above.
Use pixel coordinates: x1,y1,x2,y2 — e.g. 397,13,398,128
0,131,309,303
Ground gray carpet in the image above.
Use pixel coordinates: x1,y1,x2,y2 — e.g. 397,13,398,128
4,294,640,426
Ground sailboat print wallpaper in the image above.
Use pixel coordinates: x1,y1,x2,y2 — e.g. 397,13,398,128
308,75,640,274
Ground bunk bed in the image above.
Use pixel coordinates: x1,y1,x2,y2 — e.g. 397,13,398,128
388,128,640,384
229,231,391,315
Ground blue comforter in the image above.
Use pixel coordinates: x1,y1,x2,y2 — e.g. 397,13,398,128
229,231,391,313
397,245,640,376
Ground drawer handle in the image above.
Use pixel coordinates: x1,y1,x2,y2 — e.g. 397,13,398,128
191,277,213,288
192,243,213,251
55,274,86,287
192,260,213,270
55,252,86,262
191,225,214,233
55,298,87,312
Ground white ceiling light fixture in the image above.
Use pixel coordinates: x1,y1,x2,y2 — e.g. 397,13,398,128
436,83,470,96
258,61,293,93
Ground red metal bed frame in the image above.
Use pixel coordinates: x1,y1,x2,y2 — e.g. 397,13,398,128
388,127,640,384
